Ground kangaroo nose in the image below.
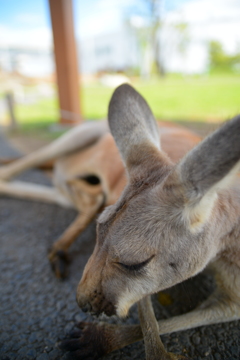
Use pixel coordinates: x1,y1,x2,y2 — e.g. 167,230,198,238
81,303,92,313
76,288,89,309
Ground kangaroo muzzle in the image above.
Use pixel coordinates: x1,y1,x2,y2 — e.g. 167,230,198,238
76,282,116,316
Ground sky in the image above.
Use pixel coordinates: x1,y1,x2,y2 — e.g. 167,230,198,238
0,0,240,56
0,0,207,48
167,0,240,53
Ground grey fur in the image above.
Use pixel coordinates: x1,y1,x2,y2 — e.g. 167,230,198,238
77,84,240,359
108,84,160,169
179,114,240,199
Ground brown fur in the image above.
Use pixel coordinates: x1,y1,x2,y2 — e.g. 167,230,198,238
0,119,200,279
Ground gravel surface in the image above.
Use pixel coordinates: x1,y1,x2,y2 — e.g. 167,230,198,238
0,134,239,360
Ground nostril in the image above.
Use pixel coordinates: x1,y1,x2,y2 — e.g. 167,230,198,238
81,303,92,313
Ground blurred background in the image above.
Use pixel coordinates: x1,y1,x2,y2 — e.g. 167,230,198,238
0,0,240,148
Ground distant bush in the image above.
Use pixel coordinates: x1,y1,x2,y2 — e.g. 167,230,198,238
208,40,240,74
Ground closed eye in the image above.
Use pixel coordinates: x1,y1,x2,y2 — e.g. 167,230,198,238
117,255,154,272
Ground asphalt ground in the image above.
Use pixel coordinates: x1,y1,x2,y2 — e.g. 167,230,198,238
0,134,239,360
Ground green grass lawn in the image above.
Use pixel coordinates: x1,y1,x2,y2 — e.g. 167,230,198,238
135,75,240,121
14,74,240,130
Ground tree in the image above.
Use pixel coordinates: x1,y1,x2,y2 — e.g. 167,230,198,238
128,0,189,78
127,0,164,78
148,0,165,77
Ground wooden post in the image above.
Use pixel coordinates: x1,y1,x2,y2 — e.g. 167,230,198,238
5,92,18,129
48,0,82,124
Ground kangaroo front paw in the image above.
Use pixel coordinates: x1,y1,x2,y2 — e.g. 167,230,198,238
60,322,113,360
48,249,70,279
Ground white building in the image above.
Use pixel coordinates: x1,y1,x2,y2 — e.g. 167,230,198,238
0,47,54,78
78,25,139,74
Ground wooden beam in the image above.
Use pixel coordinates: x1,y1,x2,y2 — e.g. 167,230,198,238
48,0,82,124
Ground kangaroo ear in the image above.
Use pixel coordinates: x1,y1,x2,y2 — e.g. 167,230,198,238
108,84,165,176
178,115,240,230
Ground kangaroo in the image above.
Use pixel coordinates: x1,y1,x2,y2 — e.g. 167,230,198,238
0,107,200,279
61,84,240,359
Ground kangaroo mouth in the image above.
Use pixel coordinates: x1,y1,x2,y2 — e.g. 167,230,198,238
83,301,115,317
77,293,116,317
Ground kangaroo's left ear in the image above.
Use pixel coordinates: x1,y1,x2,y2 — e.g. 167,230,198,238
108,84,170,179
177,115,240,230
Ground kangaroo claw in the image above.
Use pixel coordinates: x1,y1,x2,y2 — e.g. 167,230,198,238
48,249,70,279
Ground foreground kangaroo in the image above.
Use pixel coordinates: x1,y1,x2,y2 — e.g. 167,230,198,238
61,84,240,359
0,105,200,278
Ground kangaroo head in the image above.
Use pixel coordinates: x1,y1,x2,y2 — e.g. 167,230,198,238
77,84,240,317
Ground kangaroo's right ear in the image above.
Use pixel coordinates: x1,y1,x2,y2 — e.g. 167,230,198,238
108,84,168,178
177,115,240,231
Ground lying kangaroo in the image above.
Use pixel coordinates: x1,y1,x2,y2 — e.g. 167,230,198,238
60,84,240,359
0,106,200,278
